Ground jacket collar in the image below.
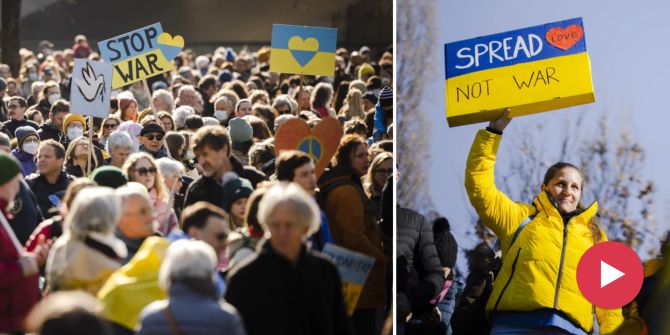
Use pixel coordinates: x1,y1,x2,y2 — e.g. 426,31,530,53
534,190,598,226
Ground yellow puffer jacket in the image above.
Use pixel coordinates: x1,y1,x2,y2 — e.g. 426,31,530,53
465,129,623,334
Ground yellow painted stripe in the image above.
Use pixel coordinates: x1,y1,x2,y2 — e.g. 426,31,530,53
270,49,335,77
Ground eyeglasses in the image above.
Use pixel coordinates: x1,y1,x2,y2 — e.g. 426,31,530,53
144,134,163,141
375,168,394,175
103,123,119,129
135,167,157,176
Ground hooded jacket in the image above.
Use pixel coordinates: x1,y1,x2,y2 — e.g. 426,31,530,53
465,129,623,333
318,167,386,309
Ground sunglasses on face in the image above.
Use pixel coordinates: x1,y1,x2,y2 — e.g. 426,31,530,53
144,134,164,141
104,123,119,129
135,167,157,176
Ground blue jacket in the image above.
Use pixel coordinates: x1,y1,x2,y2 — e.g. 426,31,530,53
11,149,36,177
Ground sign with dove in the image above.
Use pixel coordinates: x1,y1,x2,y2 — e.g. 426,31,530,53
70,59,113,118
98,22,184,89
270,24,337,77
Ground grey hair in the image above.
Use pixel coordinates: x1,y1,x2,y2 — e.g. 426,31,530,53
152,89,175,111
274,114,298,133
272,95,293,114
202,117,220,126
115,181,151,206
177,84,197,97
257,182,320,237
155,157,184,179
65,187,121,240
158,239,217,289
172,106,195,129
107,130,134,153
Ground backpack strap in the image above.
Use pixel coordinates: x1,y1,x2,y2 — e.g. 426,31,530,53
510,216,533,247
162,303,184,335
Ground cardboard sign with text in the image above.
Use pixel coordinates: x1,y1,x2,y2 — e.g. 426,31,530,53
274,117,342,178
70,59,113,118
271,24,337,76
444,18,594,127
98,23,184,89
321,243,375,315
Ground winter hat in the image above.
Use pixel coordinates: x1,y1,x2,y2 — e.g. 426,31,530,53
151,81,167,92
63,114,86,132
140,123,165,137
221,176,253,213
0,152,21,185
14,126,38,147
225,47,237,62
117,91,137,112
378,86,393,108
227,117,253,144
358,63,375,79
0,78,6,90
219,70,233,85
91,165,128,189
433,217,458,268
362,91,378,105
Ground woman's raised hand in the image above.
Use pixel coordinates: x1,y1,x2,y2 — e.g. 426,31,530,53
488,108,512,132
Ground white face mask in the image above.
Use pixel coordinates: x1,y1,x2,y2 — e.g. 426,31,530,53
214,110,228,122
67,127,83,139
22,141,38,155
48,94,61,105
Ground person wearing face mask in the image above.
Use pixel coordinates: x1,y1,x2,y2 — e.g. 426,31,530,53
62,113,86,147
11,126,40,176
3,97,39,137
213,96,233,126
35,81,61,120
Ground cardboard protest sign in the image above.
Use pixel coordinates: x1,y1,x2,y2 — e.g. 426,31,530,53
444,17,594,127
321,243,375,315
70,59,113,118
98,23,184,89
274,117,342,178
271,24,337,76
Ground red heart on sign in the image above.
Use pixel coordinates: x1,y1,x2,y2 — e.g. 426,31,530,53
545,25,584,51
274,117,343,178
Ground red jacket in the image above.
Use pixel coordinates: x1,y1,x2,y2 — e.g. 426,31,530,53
0,199,40,332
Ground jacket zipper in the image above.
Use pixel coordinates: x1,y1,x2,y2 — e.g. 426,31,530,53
553,221,569,308
494,247,521,311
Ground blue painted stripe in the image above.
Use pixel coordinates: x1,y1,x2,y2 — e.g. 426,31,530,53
445,18,586,79
271,24,337,52
98,22,163,63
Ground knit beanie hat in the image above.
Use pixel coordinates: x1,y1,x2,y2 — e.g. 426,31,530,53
14,126,38,147
222,177,253,213
378,86,393,108
63,114,86,132
228,117,253,144
0,152,21,185
219,70,233,85
91,165,128,189
433,217,458,268
358,63,375,80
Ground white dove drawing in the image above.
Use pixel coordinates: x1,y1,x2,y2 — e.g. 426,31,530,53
75,62,106,102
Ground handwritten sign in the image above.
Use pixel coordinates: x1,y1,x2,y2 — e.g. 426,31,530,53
70,59,113,118
444,18,595,127
274,117,342,178
98,23,184,89
321,243,375,315
271,24,337,76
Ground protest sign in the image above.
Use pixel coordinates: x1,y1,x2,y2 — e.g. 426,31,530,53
444,17,594,127
274,117,342,178
321,243,375,315
271,24,337,77
70,59,113,118
98,23,184,89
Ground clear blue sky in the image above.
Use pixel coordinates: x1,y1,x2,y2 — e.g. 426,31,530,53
421,0,670,264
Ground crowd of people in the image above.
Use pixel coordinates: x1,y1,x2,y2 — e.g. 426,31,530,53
0,34,394,335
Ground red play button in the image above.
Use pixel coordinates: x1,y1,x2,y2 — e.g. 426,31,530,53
576,241,643,308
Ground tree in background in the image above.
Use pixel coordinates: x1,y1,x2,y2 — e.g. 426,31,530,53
397,0,436,212
1,0,22,78
467,110,658,257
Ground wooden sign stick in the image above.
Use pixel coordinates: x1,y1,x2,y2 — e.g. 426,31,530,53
87,116,94,176
143,79,158,117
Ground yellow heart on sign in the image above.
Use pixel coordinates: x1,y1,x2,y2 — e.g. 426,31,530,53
288,36,319,51
157,33,185,48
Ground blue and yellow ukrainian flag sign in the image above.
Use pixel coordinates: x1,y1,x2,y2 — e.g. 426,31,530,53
271,24,337,77
444,18,595,127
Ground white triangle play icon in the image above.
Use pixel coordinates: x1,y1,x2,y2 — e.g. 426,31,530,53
601,260,625,288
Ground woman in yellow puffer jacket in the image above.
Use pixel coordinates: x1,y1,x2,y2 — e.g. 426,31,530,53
464,111,623,335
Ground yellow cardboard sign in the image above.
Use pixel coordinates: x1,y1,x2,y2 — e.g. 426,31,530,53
445,18,595,127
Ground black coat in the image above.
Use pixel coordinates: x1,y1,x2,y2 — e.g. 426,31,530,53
3,119,39,138
25,171,74,219
37,120,63,142
8,180,44,244
397,207,445,316
225,241,354,335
